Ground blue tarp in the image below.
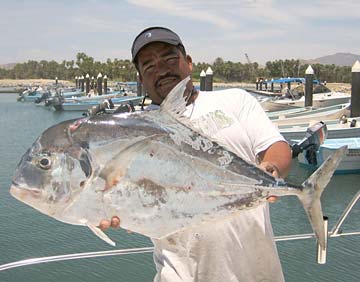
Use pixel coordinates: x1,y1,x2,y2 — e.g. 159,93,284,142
262,77,319,84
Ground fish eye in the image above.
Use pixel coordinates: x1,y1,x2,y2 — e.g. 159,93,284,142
39,157,52,170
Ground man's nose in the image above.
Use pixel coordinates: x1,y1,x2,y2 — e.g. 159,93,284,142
154,59,171,76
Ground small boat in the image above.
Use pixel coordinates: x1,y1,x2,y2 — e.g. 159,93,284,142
261,92,351,112
270,103,350,126
297,137,360,174
278,116,360,141
52,90,129,111
59,96,144,111
17,87,50,102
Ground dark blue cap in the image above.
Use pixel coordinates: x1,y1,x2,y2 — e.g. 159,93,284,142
131,27,184,62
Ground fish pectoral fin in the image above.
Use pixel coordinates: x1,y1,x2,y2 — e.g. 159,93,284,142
99,136,157,190
86,223,116,246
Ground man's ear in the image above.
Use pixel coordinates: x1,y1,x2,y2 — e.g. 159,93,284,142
186,55,193,72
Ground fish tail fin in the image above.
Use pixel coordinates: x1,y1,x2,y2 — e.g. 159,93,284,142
299,145,347,249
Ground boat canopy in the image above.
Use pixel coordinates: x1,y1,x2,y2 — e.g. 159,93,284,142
263,77,320,84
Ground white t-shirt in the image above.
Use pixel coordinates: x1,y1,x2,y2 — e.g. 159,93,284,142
150,89,286,282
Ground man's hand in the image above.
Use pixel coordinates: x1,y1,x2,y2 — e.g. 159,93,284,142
99,216,121,231
258,162,280,204
259,161,280,178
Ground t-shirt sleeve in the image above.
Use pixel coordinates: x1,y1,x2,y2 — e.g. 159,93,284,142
233,90,286,157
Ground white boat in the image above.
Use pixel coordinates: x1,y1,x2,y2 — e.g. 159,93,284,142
270,103,350,126
278,116,360,141
61,96,144,111
17,87,50,102
297,137,360,174
261,91,351,112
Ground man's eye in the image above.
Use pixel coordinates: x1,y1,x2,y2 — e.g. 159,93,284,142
166,56,178,63
144,65,154,73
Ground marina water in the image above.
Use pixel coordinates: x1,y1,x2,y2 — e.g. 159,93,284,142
0,93,359,282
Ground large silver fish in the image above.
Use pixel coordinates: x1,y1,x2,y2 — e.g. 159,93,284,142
10,77,345,248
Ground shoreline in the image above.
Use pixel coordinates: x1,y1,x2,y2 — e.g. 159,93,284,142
0,79,351,94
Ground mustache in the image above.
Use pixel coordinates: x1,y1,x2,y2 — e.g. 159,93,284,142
155,74,181,88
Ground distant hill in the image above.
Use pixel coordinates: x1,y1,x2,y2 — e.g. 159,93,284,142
0,63,16,70
304,52,360,67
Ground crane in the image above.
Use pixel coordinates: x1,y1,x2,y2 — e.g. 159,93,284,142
245,53,255,80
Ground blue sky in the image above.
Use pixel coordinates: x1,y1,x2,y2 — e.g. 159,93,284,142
1,0,359,65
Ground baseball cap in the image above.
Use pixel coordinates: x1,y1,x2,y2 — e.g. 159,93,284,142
131,27,185,62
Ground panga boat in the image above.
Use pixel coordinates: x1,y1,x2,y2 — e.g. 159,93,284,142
278,116,359,142
261,92,351,112
58,96,144,111
270,103,350,126
297,137,360,174
17,87,50,102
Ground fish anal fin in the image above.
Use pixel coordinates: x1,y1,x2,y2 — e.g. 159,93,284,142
86,223,116,246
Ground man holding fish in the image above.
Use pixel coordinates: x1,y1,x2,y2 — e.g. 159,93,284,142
102,27,292,282
10,26,344,282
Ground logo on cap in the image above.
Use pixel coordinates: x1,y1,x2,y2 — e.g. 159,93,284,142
145,32,152,38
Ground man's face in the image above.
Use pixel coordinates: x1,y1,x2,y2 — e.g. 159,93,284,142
136,42,193,105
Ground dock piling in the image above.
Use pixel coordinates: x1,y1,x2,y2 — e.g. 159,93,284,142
80,75,85,92
103,75,108,94
351,60,360,117
97,73,103,95
137,72,143,97
85,74,90,94
205,67,213,91
305,65,314,107
200,70,206,91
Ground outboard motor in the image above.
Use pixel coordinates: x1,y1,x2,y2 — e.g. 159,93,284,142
113,101,135,114
85,99,136,117
291,121,328,165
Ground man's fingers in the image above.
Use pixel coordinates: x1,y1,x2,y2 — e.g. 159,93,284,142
98,216,121,230
266,195,278,203
99,219,111,230
110,216,121,228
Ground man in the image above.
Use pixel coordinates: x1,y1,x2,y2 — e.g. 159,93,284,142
101,27,292,282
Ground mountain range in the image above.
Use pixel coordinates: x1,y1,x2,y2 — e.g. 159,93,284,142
0,63,16,70
302,52,360,67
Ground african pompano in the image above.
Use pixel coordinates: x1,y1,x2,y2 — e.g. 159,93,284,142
10,77,345,248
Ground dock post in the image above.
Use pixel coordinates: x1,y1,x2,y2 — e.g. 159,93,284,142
85,74,90,94
80,75,85,92
75,76,78,89
305,65,314,107
271,79,274,92
205,67,213,91
90,76,95,90
287,77,291,92
97,73,103,95
137,72,143,97
200,70,206,91
351,60,360,117
103,75,108,94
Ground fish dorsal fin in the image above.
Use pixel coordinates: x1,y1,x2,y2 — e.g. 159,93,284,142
86,223,116,246
159,76,191,119
158,76,207,136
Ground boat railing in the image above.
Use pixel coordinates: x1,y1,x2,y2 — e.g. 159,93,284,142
0,190,359,272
